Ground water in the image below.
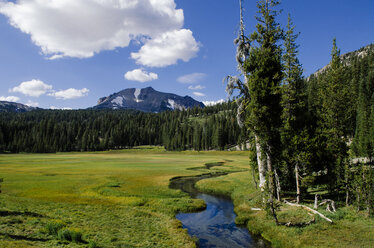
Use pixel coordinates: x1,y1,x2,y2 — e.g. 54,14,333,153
170,174,269,248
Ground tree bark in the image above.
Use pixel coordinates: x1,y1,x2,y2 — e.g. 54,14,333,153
275,169,281,201
255,135,267,192
267,151,279,224
284,200,333,223
295,163,300,204
314,194,318,209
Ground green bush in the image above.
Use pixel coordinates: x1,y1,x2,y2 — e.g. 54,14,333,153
46,221,65,235
57,228,83,243
88,241,98,248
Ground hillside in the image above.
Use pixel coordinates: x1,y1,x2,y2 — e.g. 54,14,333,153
93,87,205,112
0,101,38,113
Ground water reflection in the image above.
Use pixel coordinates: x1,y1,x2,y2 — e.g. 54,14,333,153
170,175,269,248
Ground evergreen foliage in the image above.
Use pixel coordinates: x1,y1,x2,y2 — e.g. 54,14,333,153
0,102,245,153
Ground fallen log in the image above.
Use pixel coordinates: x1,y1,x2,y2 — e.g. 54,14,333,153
319,199,336,212
278,216,315,227
251,208,262,211
284,200,333,223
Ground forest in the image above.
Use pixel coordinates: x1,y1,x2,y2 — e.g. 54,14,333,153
0,102,245,153
224,0,374,222
1,0,374,222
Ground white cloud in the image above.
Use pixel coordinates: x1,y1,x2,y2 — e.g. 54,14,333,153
0,96,20,102
25,100,39,107
203,99,225,106
131,29,199,67
193,92,205,97
10,79,52,97
49,88,89,100
177,73,206,84
49,106,73,110
188,85,205,90
0,0,184,59
124,68,158,82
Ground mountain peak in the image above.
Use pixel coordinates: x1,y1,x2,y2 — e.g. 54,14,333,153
93,87,204,112
0,101,37,113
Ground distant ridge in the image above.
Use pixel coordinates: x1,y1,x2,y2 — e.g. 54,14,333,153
92,87,205,112
0,101,38,113
309,43,374,79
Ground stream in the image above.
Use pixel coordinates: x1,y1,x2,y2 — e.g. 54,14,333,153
169,172,270,248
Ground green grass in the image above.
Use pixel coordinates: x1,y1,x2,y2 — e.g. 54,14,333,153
196,169,374,248
0,149,249,247
1,149,373,247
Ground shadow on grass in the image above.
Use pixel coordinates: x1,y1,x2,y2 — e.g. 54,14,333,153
0,210,45,218
0,232,49,242
187,161,225,171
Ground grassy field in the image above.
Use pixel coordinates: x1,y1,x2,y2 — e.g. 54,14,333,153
1,148,374,248
0,148,249,248
196,170,374,248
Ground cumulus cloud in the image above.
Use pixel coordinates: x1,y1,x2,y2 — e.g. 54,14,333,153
177,73,206,84
131,29,200,67
10,79,52,97
203,99,225,106
0,96,20,102
25,100,39,107
193,92,205,97
0,0,184,59
124,68,158,82
188,85,205,90
49,88,89,100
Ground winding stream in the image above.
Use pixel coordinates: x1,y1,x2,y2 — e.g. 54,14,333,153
169,172,269,248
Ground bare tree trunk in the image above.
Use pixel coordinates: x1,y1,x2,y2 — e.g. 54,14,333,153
275,169,281,201
357,190,360,212
295,163,300,204
267,152,278,224
252,166,258,189
314,194,318,209
255,135,266,192
346,188,349,207
345,162,349,207
284,200,333,223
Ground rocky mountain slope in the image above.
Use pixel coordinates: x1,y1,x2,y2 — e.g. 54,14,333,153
92,87,205,112
310,43,374,78
0,101,38,112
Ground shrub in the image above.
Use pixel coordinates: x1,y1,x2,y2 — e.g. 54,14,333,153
57,228,83,243
46,221,65,235
88,241,98,248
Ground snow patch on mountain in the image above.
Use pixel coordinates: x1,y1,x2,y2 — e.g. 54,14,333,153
112,96,124,106
134,88,143,103
167,99,185,111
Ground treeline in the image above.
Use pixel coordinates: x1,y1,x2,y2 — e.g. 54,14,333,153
228,0,374,220
303,43,374,214
0,102,246,153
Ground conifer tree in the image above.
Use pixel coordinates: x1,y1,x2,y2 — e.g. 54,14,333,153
318,39,351,195
280,14,310,203
244,0,283,223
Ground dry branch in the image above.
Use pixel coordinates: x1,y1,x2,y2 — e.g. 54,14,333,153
284,200,333,223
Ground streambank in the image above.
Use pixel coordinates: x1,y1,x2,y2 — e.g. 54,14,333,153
169,170,269,248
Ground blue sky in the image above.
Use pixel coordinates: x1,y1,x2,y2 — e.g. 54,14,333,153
0,0,373,109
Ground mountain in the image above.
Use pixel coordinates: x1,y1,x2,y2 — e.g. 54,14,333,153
0,101,38,113
310,43,374,78
92,87,205,112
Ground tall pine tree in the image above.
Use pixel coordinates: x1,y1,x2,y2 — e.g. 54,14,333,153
244,0,283,223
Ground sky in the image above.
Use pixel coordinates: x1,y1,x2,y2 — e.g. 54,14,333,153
0,0,373,109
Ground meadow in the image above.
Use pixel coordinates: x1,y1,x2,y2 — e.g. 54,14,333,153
0,148,249,247
1,148,374,248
